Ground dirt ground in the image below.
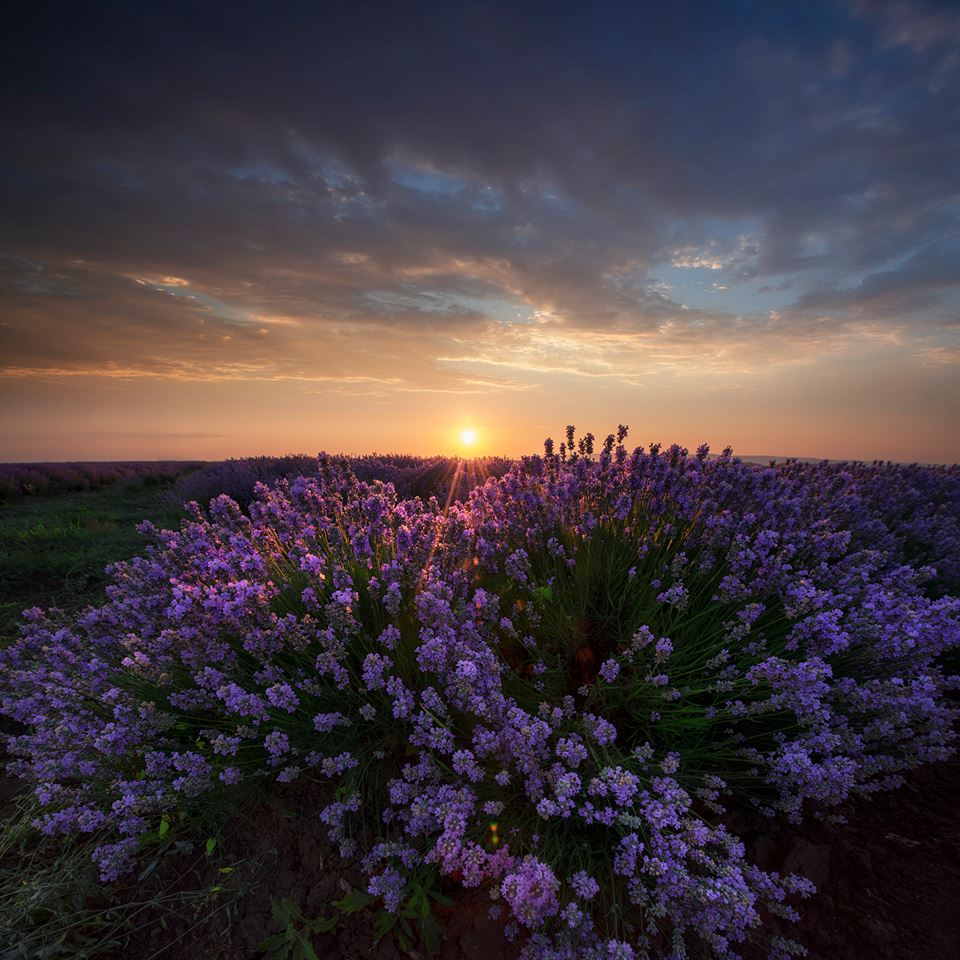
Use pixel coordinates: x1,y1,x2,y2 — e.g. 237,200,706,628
751,751,960,960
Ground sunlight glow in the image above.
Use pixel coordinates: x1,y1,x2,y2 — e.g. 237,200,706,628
460,428,477,447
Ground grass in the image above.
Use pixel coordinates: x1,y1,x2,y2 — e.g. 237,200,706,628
0,481,186,644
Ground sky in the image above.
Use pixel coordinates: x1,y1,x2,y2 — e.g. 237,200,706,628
1,0,958,463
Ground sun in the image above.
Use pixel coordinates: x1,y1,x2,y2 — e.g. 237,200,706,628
460,428,477,447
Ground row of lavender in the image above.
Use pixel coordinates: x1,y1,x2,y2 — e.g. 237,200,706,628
2,429,958,959
168,453,515,510
0,460,203,501
0,454,513,504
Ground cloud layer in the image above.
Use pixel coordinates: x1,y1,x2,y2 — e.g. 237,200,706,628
1,0,958,460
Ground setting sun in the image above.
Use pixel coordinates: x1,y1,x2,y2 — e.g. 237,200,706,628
460,428,477,447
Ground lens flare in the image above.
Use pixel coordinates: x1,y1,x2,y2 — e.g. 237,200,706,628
460,429,477,446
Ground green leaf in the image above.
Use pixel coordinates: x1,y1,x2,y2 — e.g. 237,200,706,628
218,866,234,874
372,909,397,943
421,908,441,955
157,817,170,837
292,939,320,960
332,889,376,914
308,915,337,933
205,837,217,857
287,899,305,921
259,932,288,954
427,890,454,907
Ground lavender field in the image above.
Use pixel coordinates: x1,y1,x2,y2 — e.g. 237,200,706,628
0,461,204,502
6,0,960,956
1,428,959,960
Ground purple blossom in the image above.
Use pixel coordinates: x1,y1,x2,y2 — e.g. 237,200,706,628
501,857,560,927
452,749,484,783
362,652,393,691
583,714,618,746
2,430,958,960
571,870,600,900
265,683,299,712
598,659,620,683
654,637,673,662
368,866,406,913
313,711,348,733
263,731,290,765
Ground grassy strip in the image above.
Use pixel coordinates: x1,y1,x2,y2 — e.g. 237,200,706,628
0,482,186,643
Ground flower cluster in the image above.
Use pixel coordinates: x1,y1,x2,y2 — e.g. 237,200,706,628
2,430,958,959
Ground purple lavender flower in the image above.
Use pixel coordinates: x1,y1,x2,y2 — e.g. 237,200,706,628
362,652,393,691
265,683,299,712
2,427,959,960
263,731,290,765
501,857,560,927
368,866,406,913
313,711,348,733
571,870,600,900
598,659,620,683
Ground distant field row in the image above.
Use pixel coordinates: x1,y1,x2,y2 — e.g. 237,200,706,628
0,460,203,500
0,454,515,505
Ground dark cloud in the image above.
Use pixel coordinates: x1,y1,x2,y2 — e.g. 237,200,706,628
0,0,958,458
792,244,960,317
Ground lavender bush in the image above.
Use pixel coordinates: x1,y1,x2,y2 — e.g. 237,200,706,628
2,427,958,959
